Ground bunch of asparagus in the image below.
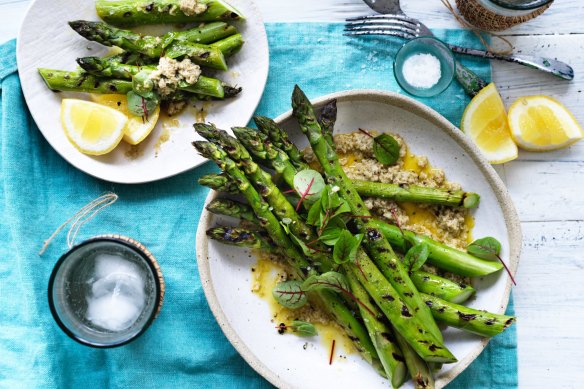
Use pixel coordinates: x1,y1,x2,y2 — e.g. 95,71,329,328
38,0,245,116
195,85,515,388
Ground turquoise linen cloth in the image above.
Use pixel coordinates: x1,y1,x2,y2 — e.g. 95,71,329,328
0,23,516,388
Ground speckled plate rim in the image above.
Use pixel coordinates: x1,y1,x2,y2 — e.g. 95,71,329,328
195,89,522,389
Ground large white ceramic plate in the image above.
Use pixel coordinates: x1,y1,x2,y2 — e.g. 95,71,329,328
196,90,522,388
17,0,268,184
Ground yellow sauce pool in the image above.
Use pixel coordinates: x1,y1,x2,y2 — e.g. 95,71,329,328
251,250,355,358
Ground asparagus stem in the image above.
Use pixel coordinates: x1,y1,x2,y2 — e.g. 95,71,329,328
164,40,228,70
254,115,308,170
195,124,323,256
411,271,476,304
206,198,257,224
68,20,168,57
349,251,455,363
210,33,244,57
96,0,244,27
204,217,473,305
202,195,498,279
352,181,480,209
394,330,435,389
199,174,240,194
206,226,274,250
422,294,516,337
196,123,459,363
194,141,309,271
292,84,446,348
76,57,226,98
174,21,237,44
38,69,133,94
346,270,408,388
369,219,504,277
231,126,478,212
206,223,511,341
105,51,157,66
69,20,227,70
318,98,337,149
232,127,298,187
193,140,380,367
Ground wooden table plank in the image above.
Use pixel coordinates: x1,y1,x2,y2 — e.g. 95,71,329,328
516,220,584,388
0,1,28,43
2,0,584,41
503,160,584,222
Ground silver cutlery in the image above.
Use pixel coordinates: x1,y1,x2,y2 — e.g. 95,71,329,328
345,0,574,81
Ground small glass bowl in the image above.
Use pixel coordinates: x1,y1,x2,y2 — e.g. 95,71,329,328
48,235,164,348
393,36,455,98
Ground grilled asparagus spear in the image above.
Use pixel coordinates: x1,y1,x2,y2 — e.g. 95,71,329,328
194,140,381,369
96,0,243,27
76,57,226,98
69,20,228,70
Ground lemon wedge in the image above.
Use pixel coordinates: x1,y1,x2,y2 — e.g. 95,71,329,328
91,94,160,145
61,99,127,155
461,83,518,164
508,95,583,151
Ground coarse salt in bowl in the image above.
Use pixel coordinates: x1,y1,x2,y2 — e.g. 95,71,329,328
393,36,455,98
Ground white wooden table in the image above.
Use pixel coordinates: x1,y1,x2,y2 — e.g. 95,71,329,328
2,0,583,387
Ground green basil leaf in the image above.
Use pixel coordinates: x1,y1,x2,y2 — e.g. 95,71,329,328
306,198,323,226
333,231,362,264
289,234,315,257
272,281,307,309
293,169,326,203
327,216,347,229
319,226,343,246
373,133,400,165
321,185,331,210
404,243,429,273
291,320,318,337
467,237,501,261
332,200,352,218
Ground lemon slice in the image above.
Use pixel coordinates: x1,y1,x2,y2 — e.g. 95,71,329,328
508,95,583,151
91,94,160,145
461,83,518,164
61,99,127,155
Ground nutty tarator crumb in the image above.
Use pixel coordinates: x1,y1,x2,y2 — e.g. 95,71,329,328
148,57,201,96
166,100,187,116
179,0,208,15
327,131,470,250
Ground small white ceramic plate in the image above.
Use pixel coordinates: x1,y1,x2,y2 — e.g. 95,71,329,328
196,90,522,388
17,0,268,184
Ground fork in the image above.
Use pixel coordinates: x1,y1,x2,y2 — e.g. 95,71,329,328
345,1,574,81
344,1,484,96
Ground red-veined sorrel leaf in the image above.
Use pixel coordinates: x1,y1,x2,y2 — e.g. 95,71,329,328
272,280,307,309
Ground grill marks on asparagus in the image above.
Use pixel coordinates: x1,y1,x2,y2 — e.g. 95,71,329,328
291,85,447,349
197,86,517,384
193,137,381,369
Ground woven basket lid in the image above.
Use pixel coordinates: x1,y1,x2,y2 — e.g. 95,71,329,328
456,0,553,31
